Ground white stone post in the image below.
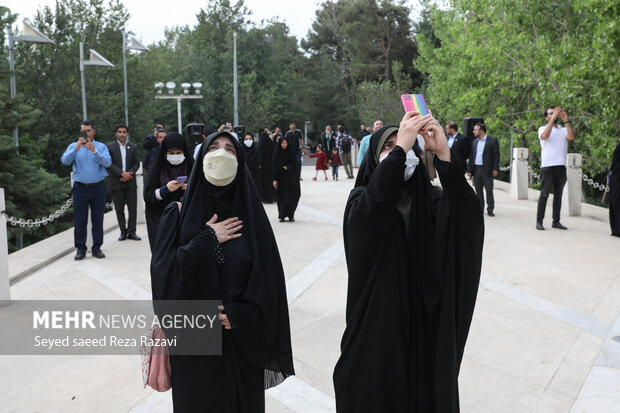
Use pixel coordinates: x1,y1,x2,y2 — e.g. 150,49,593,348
0,189,10,306
136,162,145,224
511,148,529,200
562,153,582,217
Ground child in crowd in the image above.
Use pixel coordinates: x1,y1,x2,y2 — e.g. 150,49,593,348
330,147,341,181
309,145,328,181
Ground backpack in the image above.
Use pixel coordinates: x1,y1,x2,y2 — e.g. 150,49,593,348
341,135,352,153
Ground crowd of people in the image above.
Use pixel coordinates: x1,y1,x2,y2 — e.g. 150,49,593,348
57,105,618,412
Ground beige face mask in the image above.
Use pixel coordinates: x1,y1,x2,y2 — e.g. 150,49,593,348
203,148,238,186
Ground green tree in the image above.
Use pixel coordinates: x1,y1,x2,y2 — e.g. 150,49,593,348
416,0,620,180
0,6,72,252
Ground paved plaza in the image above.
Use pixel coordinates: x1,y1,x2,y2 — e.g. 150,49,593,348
2,165,620,412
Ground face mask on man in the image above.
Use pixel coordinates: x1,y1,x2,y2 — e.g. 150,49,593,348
166,154,185,165
203,148,238,186
244,140,253,148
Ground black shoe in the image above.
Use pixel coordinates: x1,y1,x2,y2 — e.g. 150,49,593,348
127,233,141,241
92,250,106,259
536,223,545,231
289,217,295,222
488,211,495,217
118,233,127,241
279,218,285,222
74,251,86,261
552,222,568,230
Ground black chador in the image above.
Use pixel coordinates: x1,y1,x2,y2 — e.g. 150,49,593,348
242,137,262,197
610,141,620,237
272,137,301,221
258,132,276,203
150,131,294,412
333,126,484,412
143,132,193,252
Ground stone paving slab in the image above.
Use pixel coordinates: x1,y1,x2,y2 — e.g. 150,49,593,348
1,167,619,412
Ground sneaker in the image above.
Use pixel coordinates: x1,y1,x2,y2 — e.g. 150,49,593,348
312,177,317,181
325,177,328,181
552,222,568,230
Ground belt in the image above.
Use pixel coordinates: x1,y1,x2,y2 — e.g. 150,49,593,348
74,180,104,187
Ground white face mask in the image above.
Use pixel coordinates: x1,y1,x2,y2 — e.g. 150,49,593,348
243,139,253,148
166,154,185,165
203,148,238,186
378,149,419,181
404,149,419,181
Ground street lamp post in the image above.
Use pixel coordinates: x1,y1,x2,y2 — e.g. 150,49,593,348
80,42,115,121
7,20,55,147
122,33,149,126
233,32,238,126
154,82,203,133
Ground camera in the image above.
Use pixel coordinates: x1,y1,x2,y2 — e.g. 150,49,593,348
233,125,245,137
79,131,88,139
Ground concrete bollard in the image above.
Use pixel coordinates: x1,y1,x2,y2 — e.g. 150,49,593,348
136,162,145,224
511,148,529,200
562,153,582,217
0,189,10,306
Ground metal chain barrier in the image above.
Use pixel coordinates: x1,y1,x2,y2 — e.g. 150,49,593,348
499,165,511,172
578,170,610,193
2,198,74,228
527,165,541,181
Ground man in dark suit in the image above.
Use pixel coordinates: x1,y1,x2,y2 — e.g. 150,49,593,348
106,124,141,240
445,121,465,149
467,123,500,216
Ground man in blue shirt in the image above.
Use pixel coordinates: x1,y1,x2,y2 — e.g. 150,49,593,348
61,120,112,260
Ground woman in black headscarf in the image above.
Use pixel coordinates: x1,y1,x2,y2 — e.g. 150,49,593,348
333,112,484,413
272,137,301,222
150,131,294,412
242,132,262,196
144,132,193,252
259,132,276,203
610,140,620,237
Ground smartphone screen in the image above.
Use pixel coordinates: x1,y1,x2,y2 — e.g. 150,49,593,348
176,176,187,184
401,94,429,115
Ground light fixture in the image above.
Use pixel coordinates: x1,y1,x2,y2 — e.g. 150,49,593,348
155,82,164,94
166,81,176,94
181,82,191,95
192,82,203,94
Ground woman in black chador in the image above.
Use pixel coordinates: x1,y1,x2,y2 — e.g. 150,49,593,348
610,140,620,237
150,131,294,412
272,137,301,222
258,132,276,203
242,132,262,196
333,112,484,413
144,132,193,252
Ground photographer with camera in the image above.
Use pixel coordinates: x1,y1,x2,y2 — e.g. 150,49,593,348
60,120,112,260
143,122,165,171
536,106,575,231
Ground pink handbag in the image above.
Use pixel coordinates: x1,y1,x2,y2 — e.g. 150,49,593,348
140,327,171,392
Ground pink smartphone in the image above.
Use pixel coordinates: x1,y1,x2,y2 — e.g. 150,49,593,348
401,94,429,115
176,176,187,184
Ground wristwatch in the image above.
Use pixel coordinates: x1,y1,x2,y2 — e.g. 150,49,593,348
93,148,98,154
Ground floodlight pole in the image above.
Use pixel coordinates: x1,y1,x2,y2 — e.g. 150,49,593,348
8,25,18,147
123,32,129,126
80,42,88,121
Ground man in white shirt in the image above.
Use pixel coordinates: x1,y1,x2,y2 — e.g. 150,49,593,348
536,106,575,230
